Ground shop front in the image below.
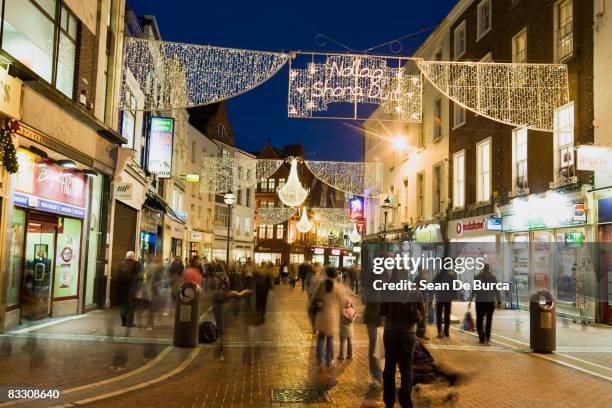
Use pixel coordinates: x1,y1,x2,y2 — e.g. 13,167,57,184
7,148,90,321
499,191,596,320
140,204,163,264
254,243,283,265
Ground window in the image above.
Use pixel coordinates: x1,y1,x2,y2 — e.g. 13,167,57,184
266,225,274,239
2,0,78,97
267,201,274,208
276,224,284,240
278,178,286,189
172,188,183,212
217,123,227,139
245,188,251,207
268,178,276,191
512,127,528,193
235,215,240,231
433,97,443,141
453,102,466,128
453,150,465,208
245,217,251,236
433,49,442,61
476,138,492,203
258,181,266,192
121,88,137,148
433,164,443,215
258,225,266,239
477,0,492,40
214,204,229,226
416,172,424,219
454,20,466,59
554,102,575,180
512,28,527,63
236,189,242,206
556,0,573,61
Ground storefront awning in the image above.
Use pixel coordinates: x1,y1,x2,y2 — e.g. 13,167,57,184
144,190,186,225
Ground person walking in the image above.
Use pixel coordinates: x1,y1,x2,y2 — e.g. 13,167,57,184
280,263,289,284
338,297,356,361
310,267,345,367
432,266,457,338
254,263,274,318
363,301,384,389
211,270,230,335
299,260,312,292
289,263,298,288
306,262,322,299
473,264,501,343
183,256,204,287
117,251,141,327
380,290,425,408
412,267,430,340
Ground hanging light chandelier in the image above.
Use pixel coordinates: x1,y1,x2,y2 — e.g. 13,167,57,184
348,223,361,243
277,158,308,207
296,207,313,233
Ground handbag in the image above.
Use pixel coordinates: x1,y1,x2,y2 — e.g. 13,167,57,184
463,301,475,331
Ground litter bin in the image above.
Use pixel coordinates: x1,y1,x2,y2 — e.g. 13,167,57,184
173,282,201,348
529,291,556,352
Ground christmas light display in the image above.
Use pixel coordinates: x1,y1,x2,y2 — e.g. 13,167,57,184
417,60,569,131
348,223,361,243
200,156,283,193
312,208,352,229
296,207,314,233
305,160,383,196
257,207,296,225
277,158,308,207
120,38,289,111
288,53,422,121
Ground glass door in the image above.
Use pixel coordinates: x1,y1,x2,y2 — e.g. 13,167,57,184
22,221,57,320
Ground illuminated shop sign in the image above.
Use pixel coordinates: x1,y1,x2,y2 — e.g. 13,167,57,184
502,194,586,232
148,117,174,178
349,197,364,220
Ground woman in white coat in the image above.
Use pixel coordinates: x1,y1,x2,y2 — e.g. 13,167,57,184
310,266,345,367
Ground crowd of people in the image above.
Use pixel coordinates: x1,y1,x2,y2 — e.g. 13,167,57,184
116,252,502,408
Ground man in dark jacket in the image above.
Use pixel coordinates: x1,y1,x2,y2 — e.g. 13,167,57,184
117,251,141,327
380,290,425,408
298,261,313,292
473,264,501,343
433,267,457,338
168,256,184,280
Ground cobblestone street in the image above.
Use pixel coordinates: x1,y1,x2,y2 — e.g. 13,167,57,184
1,285,610,407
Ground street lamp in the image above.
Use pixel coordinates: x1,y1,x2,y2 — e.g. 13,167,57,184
223,191,235,272
381,196,392,234
392,135,407,151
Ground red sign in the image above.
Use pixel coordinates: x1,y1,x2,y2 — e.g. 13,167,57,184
313,247,325,255
16,149,87,208
331,249,341,256
456,219,485,236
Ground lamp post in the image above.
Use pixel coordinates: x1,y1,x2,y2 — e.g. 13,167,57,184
381,196,392,233
223,191,235,272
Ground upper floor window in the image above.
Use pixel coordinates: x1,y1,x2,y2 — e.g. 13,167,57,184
554,102,575,181
454,20,467,59
477,0,492,40
246,188,251,207
432,163,444,215
268,178,276,191
2,0,78,98
191,141,196,162
276,224,284,240
476,138,492,203
453,150,466,209
512,127,528,194
416,172,425,219
121,88,137,149
453,102,466,128
236,189,242,206
433,97,443,141
217,123,227,139
278,178,286,189
512,28,527,63
556,0,573,61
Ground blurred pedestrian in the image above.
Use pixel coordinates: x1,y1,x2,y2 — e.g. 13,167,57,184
433,266,457,338
363,301,384,389
289,263,298,288
310,267,345,367
413,267,430,340
281,263,289,284
254,263,274,318
380,289,424,408
338,297,356,361
299,260,313,292
306,262,322,298
473,264,501,344
211,270,230,335
117,251,141,327
183,256,204,286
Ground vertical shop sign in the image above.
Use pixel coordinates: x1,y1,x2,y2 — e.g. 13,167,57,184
148,117,174,178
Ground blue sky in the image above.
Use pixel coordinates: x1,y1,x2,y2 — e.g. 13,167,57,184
128,0,457,160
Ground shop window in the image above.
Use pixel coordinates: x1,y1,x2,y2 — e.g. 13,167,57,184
6,208,26,307
433,163,443,215
54,217,82,298
258,225,266,239
453,150,465,209
476,138,492,203
555,0,573,61
477,0,492,40
268,178,276,192
2,0,78,98
266,225,273,239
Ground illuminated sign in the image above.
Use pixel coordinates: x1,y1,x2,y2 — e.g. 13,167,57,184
349,197,364,220
313,247,325,255
148,117,174,178
576,146,612,172
184,174,201,183
331,249,341,256
502,194,586,231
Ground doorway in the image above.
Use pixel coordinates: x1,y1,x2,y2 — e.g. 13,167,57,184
22,217,58,320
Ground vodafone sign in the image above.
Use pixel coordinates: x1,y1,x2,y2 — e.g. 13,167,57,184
455,219,486,236
450,214,496,239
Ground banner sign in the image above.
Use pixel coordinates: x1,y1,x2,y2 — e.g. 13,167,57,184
288,53,422,121
15,149,87,218
148,117,174,178
349,197,364,220
576,145,612,172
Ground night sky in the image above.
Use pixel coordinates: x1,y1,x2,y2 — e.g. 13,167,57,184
128,0,458,161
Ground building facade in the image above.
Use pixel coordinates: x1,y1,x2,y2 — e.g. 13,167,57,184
0,0,127,329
